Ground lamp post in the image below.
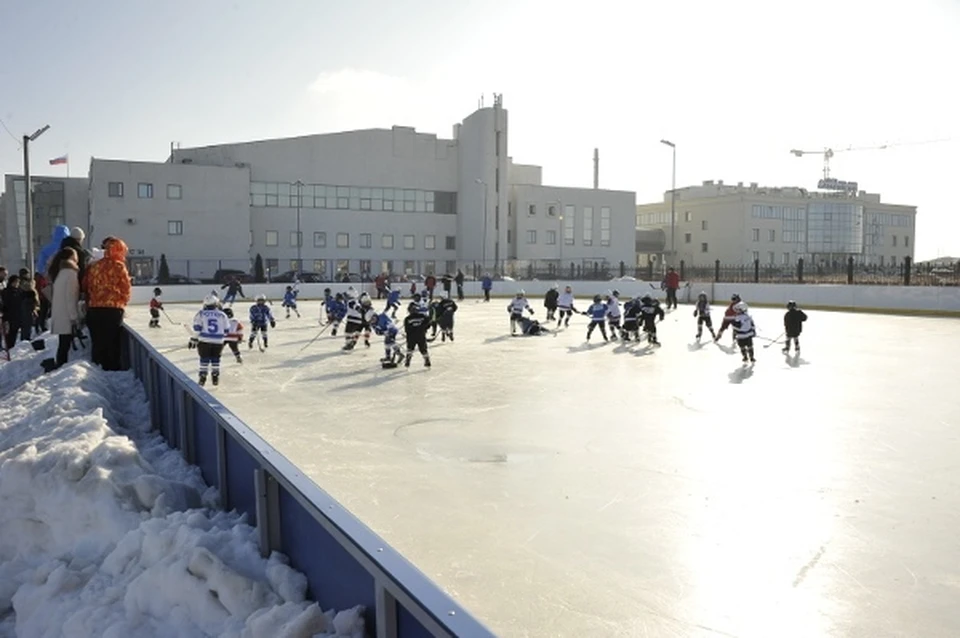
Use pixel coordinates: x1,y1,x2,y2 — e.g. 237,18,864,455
475,178,488,270
23,124,50,276
547,200,563,275
293,180,303,274
660,139,676,264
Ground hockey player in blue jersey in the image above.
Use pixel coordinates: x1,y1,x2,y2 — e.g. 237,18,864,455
248,294,276,350
372,312,404,367
385,288,402,319
325,293,347,336
189,295,230,386
583,294,609,342
282,285,300,318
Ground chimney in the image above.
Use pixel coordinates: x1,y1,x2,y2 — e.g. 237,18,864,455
593,148,599,189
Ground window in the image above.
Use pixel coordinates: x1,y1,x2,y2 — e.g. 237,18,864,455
528,204,537,216
768,251,775,264
314,232,326,248
752,228,760,242
290,231,302,247
421,235,435,250
167,220,183,235
507,230,512,244
508,202,513,217
403,260,415,275
138,183,153,199
359,260,372,275
360,233,372,249
424,260,436,275
752,251,760,262
403,235,415,250
892,235,897,247
685,211,692,222
313,260,327,276
701,220,708,231
166,184,182,199
546,230,557,245
564,205,575,245
769,229,776,242
548,205,557,217
266,230,279,247
583,207,593,246
446,235,456,250
336,260,349,277
701,242,709,253
380,260,392,274
290,260,301,272
446,260,457,274
266,258,279,273
879,255,885,266
782,252,790,265
381,234,394,249
527,230,537,244
108,182,124,197
890,255,897,266
685,233,692,244
905,236,910,248
337,233,349,248
600,207,611,246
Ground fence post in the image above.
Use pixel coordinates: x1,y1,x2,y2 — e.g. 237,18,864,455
569,262,575,280
679,260,685,281
904,256,912,285
797,257,804,283
753,259,759,283
847,256,854,284
619,261,625,277
714,259,720,283
647,260,654,281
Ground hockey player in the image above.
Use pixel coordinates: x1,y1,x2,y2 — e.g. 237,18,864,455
222,307,244,363
693,292,717,341
556,285,577,327
507,291,535,335
731,302,757,363
544,285,559,321
435,295,458,342
403,302,431,368
622,296,643,341
715,293,742,343
518,316,548,336
343,293,376,350
385,287,402,318
220,277,245,307
639,295,665,345
783,300,808,355
583,294,609,342
412,292,430,316
149,287,163,328
189,295,230,386
606,290,623,340
281,285,300,318
372,312,404,368
248,294,276,350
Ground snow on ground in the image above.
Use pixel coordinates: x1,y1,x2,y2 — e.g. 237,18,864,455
130,295,960,638
0,335,365,638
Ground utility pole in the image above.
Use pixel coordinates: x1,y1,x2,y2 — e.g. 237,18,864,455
23,124,50,276
294,180,304,273
476,179,488,269
660,139,676,263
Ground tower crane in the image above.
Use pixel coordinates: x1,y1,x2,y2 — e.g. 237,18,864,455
789,144,889,181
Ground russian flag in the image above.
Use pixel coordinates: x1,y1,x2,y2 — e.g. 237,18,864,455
49,155,68,166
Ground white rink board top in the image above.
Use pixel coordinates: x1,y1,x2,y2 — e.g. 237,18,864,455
132,281,960,316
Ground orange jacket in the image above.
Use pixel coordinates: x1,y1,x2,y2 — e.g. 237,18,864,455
84,238,132,309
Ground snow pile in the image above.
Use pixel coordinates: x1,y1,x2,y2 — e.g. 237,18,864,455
0,352,365,637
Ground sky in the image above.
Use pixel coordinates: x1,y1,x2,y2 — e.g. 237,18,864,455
1,0,958,259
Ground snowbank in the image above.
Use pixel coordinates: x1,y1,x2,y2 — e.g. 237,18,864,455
0,341,365,637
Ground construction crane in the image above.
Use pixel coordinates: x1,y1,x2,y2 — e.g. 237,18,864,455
789,144,889,181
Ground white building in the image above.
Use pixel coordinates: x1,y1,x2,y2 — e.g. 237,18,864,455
636,180,917,269
81,99,635,281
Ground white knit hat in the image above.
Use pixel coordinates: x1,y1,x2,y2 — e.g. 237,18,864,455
70,227,85,241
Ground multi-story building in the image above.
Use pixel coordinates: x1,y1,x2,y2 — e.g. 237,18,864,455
75,100,634,281
636,180,917,269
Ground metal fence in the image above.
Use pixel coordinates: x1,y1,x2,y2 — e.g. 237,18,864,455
121,325,494,638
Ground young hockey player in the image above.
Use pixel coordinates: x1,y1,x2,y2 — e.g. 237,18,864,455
372,312,404,368
435,295,458,342
343,293,376,350
149,287,163,328
639,295,665,345
606,290,622,340
385,287,402,319
403,302,431,368
583,295,609,342
556,285,577,327
544,285,559,322
220,277,245,306
783,300,808,355
282,285,300,318
411,292,430,316
189,295,230,386
248,294,276,350
518,315,548,336
223,307,244,363
507,291,535,335
324,292,345,334
622,296,643,341
693,292,716,341
731,302,757,363
715,293,742,343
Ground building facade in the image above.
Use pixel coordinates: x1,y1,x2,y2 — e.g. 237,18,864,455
636,180,917,269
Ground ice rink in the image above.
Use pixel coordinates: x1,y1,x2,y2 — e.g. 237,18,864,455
128,294,960,638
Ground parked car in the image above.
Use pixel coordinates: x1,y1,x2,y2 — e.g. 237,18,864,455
150,274,202,285
610,275,638,282
214,269,255,284
272,270,325,283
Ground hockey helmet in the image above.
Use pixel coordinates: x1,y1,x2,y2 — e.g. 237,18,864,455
641,295,652,304
256,294,267,303
731,293,741,302
413,292,422,301
360,296,372,308
335,292,344,301
153,287,162,296
285,285,292,292
564,285,573,293
223,307,234,318
551,283,559,290
787,300,797,309
516,290,525,298
407,302,419,314
611,289,620,298
323,287,331,295
698,291,707,300
734,301,748,314
593,294,602,303
202,294,219,308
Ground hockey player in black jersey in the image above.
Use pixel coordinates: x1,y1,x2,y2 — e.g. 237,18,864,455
783,300,808,355
403,302,431,368
639,295,665,345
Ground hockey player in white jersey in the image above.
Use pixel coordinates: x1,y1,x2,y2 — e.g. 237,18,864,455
730,302,757,363
189,295,230,386
507,291,535,335
606,290,623,340
555,285,577,327
343,292,376,350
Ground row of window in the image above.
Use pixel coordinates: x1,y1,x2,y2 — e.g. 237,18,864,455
262,231,456,251
752,205,806,220
273,259,460,278
109,181,181,200
866,212,912,227
865,234,910,247
249,182,457,214
560,205,612,246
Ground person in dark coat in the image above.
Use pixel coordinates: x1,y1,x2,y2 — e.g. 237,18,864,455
481,274,492,302
1,275,23,350
455,269,465,301
18,277,40,342
782,301,808,355
441,273,453,298
424,274,437,300
59,227,92,286
544,285,559,321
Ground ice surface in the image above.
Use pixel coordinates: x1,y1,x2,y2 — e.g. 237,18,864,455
130,297,960,638
0,341,365,637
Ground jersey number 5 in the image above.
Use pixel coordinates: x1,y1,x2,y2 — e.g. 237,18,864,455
207,317,220,333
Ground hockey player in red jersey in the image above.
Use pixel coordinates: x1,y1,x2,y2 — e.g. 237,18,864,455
149,287,163,328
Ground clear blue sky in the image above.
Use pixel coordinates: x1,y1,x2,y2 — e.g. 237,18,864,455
2,0,959,259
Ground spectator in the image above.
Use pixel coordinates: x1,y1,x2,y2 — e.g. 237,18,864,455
48,247,81,369
35,271,51,333
455,269,465,301
18,277,40,342
441,273,452,298
0,266,7,289
663,267,681,310
375,272,388,299
481,273,492,302
424,274,437,300
60,227,92,285
1,275,22,350
83,237,131,371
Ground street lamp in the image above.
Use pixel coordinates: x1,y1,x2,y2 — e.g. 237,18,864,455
475,178,488,269
660,139,676,264
546,200,563,276
24,124,50,276
293,180,303,275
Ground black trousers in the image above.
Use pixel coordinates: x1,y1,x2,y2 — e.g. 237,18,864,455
666,288,678,308
406,332,428,354
87,307,125,371
483,289,490,301
4,321,20,350
56,334,72,366
456,284,464,300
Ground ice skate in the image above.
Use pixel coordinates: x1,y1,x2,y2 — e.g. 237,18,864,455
782,346,790,355
235,354,243,364
424,356,431,368
212,373,220,387
198,373,207,386
404,353,412,368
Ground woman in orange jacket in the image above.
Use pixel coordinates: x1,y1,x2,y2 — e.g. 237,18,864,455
83,237,132,370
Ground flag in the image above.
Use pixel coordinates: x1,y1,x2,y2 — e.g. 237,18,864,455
49,155,68,166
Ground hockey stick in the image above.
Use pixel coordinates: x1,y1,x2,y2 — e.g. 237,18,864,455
755,333,784,344
161,309,179,325
761,332,786,348
298,321,332,353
